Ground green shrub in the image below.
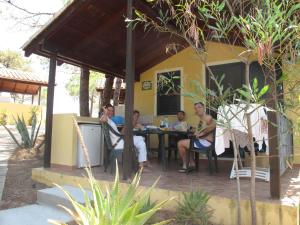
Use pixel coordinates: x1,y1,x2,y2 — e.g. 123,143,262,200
50,166,172,225
2,113,42,149
28,106,40,126
0,109,8,125
175,190,213,225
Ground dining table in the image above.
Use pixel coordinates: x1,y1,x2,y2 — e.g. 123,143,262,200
134,128,192,171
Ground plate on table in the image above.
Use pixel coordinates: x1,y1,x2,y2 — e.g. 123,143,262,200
146,125,158,129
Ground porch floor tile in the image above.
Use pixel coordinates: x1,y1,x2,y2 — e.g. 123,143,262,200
46,159,300,207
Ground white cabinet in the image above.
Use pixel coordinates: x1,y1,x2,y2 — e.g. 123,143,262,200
77,124,104,168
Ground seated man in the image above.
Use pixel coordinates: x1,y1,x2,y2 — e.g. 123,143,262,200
168,111,188,159
171,110,188,131
177,102,216,172
100,104,148,169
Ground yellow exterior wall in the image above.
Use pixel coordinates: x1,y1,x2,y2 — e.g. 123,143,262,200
51,113,78,167
134,42,247,147
32,167,299,225
135,42,300,163
284,61,300,164
0,102,42,125
135,42,248,126
51,114,100,168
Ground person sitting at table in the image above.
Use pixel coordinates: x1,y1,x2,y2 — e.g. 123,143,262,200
177,102,216,172
168,111,188,160
133,110,144,130
100,104,149,170
171,110,188,131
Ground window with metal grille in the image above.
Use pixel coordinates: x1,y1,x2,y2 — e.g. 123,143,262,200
156,70,181,115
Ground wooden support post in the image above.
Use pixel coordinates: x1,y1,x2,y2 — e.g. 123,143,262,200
80,66,90,116
268,111,280,198
265,65,280,199
31,94,34,105
123,0,135,180
38,87,41,105
44,55,57,168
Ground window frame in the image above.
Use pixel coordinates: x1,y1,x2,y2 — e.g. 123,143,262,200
154,67,184,116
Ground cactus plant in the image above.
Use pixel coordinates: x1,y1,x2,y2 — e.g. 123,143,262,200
2,113,42,149
0,109,8,125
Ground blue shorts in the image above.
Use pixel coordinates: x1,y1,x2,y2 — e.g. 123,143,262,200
194,139,212,151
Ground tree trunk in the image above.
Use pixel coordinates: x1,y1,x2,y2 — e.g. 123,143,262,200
245,61,257,225
100,75,114,109
113,78,122,106
229,130,242,225
79,66,90,117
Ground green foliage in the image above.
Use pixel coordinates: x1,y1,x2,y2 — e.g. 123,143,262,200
0,50,31,71
0,109,8,125
236,0,300,65
65,70,104,99
28,106,40,126
175,190,213,225
51,166,172,225
237,78,269,104
2,113,42,149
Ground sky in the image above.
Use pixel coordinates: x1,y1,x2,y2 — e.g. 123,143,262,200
0,0,80,114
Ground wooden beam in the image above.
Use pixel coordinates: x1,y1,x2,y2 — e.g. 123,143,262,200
265,66,280,199
12,82,17,93
42,42,125,76
23,0,90,57
79,66,90,116
38,86,41,105
123,0,135,180
268,111,281,198
73,6,126,52
0,77,48,87
44,55,57,168
24,84,29,94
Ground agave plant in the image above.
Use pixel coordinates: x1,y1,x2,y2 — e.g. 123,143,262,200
175,190,213,225
2,113,42,149
50,165,172,225
0,109,8,125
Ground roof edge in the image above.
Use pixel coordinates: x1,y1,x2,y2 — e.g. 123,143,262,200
22,0,88,57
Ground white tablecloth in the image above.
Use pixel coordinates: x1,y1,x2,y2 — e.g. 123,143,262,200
215,104,269,155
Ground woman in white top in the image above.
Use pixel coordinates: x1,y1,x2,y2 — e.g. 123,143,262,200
100,104,148,169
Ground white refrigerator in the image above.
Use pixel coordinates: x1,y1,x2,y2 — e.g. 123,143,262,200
77,124,103,168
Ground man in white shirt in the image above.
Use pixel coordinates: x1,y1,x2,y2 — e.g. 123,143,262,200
100,104,148,169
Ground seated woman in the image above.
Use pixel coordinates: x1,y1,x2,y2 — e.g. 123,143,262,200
177,102,216,172
100,104,149,170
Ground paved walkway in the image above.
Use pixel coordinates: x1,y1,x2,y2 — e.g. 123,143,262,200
0,126,19,199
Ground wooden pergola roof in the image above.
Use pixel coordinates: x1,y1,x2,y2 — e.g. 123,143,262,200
22,0,187,80
0,67,48,95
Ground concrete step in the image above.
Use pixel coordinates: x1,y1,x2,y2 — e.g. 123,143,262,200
0,204,72,225
37,185,93,210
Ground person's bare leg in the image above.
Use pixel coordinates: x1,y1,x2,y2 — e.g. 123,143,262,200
178,139,192,169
